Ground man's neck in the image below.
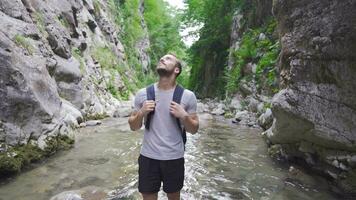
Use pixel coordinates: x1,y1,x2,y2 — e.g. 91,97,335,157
157,76,176,91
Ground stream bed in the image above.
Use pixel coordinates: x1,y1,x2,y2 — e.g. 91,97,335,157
0,115,339,200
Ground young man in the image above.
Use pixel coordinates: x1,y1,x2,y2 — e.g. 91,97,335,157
128,54,199,200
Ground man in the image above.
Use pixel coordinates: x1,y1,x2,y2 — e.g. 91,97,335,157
128,53,199,200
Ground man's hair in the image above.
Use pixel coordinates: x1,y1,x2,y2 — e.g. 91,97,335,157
167,53,182,77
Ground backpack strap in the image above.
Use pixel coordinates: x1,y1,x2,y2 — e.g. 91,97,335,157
172,85,187,148
145,84,155,130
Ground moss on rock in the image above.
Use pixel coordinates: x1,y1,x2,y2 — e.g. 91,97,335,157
0,135,74,178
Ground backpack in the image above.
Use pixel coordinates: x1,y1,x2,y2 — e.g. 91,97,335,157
144,84,187,149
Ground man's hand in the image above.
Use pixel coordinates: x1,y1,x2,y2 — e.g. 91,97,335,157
170,101,199,134
170,101,188,119
140,100,156,115
128,100,155,131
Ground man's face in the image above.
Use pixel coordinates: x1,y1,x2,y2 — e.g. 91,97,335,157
156,54,178,77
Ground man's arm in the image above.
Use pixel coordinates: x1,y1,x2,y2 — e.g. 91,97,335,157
128,100,155,131
181,113,199,134
128,110,144,131
170,101,199,134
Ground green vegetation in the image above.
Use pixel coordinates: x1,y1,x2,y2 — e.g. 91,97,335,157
71,48,86,74
0,135,74,177
13,35,35,55
107,0,188,91
226,19,280,96
183,0,280,98
91,45,135,100
83,112,109,121
57,16,70,28
183,0,245,97
34,11,47,36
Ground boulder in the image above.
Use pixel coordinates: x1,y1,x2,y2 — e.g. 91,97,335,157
257,108,273,130
270,0,356,193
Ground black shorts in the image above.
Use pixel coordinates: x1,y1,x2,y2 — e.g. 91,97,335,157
138,154,184,193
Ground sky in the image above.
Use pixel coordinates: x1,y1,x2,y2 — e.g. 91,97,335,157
163,0,199,47
164,0,186,9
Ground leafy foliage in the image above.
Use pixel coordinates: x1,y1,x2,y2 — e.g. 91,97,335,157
225,18,280,96
183,0,245,97
107,0,188,91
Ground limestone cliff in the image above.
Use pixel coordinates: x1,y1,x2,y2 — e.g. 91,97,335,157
0,0,145,176
264,0,356,194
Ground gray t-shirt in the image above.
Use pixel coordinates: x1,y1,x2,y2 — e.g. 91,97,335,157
133,83,197,160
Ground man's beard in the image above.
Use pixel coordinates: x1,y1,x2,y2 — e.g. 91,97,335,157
156,67,174,77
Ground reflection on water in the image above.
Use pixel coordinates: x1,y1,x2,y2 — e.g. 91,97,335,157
0,116,339,200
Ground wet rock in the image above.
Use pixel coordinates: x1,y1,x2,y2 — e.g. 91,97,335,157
61,98,83,128
85,120,102,126
50,186,108,200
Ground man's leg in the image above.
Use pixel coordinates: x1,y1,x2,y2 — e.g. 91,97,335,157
142,192,158,200
167,191,180,200
161,157,184,199
138,155,161,199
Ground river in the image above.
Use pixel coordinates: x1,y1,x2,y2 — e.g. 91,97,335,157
0,114,339,200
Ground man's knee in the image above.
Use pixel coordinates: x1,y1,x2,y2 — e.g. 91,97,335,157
167,191,180,200
141,192,158,200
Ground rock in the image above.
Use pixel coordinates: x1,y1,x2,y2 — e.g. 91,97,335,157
197,102,209,113
229,94,243,111
50,186,108,200
86,19,97,31
0,11,40,40
239,83,253,96
61,98,83,128
46,24,71,59
54,56,82,83
339,163,348,171
0,0,143,177
113,107,131,118
234,110,248,121
257,108,273,130
247,97,259,113
247,121,255,127
0,30,63,146
211,103,225,115
0,0,32,22
256,102,265,114
85,120,102,126
271,0,356,154
242,62,256,76
258,33,266,40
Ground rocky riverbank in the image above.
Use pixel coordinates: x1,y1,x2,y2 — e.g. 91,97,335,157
0,0,146,178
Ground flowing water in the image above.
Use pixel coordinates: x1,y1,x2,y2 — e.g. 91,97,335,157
0,115,340,200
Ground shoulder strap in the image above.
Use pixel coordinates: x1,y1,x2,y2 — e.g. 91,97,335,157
145,84,155,130
173,85,187,147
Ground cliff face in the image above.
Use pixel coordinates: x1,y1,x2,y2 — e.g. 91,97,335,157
265,0,356,193
0,0,144,174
